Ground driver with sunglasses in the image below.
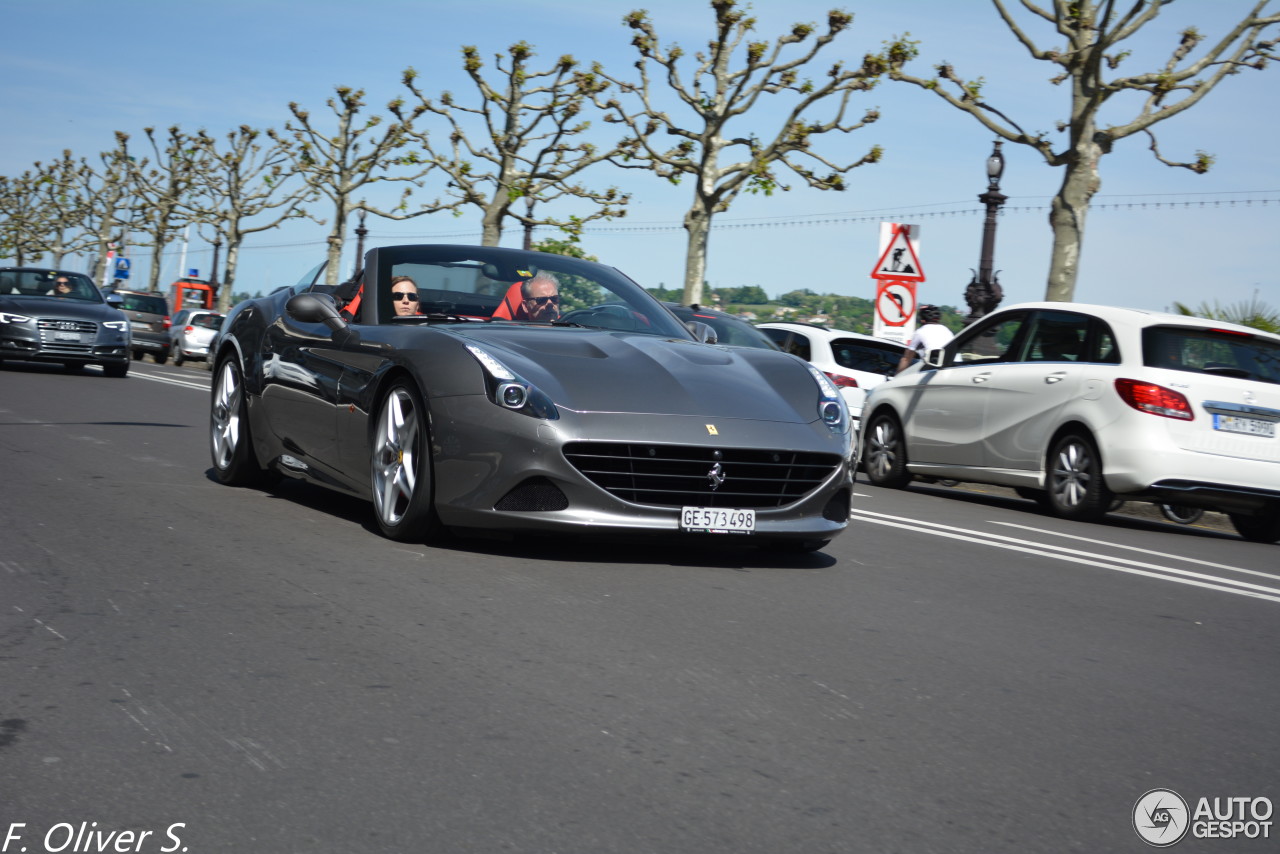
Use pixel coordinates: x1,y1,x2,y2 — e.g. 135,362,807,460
516,273,560,321
390,275,421,316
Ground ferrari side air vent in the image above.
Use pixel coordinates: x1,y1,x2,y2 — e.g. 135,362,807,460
563,442,841,509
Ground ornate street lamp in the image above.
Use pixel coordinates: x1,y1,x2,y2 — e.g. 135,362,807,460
965,140,1007,324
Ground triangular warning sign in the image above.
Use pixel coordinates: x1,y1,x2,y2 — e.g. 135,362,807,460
871,224,925,281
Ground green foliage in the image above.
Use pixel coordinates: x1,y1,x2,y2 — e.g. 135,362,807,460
645,285,684,302
1173,295,1280,334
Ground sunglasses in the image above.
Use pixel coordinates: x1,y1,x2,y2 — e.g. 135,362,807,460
392,292,419,302
56,281,71,287
526,295,559,306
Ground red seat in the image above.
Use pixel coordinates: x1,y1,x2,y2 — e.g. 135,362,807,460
490,282,525,320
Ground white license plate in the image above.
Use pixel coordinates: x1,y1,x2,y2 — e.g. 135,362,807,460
54,332,83,342
680,506,755,534
1213,414,1276,438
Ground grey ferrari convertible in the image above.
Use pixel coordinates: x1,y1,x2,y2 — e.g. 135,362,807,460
210,245,853,550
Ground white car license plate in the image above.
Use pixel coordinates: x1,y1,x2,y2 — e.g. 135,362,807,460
54,332,83,342
1213,414,1276,438
680,506,755,534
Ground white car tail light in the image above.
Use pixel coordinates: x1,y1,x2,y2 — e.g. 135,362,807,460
1114,378,1194,420
823,371,859,389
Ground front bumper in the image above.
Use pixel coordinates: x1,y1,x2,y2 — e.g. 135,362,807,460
427,397,854,542
1,329,129,366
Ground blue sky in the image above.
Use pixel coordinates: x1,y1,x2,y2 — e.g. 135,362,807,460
2,0,1276,313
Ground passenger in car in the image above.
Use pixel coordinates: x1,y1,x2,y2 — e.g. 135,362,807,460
390,276,421,317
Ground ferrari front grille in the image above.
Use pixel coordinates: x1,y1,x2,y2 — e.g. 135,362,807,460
563,442,841,508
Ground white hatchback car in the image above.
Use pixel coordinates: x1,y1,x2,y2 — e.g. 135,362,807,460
757,322,907,429
860,302,1280,543
168,309,224,366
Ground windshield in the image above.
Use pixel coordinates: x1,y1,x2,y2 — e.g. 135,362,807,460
359,245,691,338
0,270,102,303
1143,325,1280,385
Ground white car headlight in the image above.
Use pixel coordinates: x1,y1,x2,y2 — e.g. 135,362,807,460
103,320,129,332
0,312,33,324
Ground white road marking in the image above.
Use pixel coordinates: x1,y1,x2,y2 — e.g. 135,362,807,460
128,370,210,391
990,521,1279,581
849,508,1280,605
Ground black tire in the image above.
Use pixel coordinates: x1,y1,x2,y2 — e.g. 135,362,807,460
171,341,184,366
1228,507,1280,543
131,350,143,361
153,348,169,365
863,411,911,489
103,361,129,378
370,381,444,542
1045,432,1113,522
210,357,273,487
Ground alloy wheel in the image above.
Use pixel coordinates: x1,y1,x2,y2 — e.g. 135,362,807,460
211,361,241,470
372,388,420,528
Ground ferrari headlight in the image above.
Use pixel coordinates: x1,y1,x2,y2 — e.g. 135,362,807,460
0,312,33,324
808,365,850,436
465,344,559,420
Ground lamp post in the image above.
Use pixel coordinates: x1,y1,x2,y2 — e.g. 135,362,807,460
353,209,368,278
965,140,1007,324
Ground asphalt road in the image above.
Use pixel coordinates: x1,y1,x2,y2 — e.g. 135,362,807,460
2,358,1278,854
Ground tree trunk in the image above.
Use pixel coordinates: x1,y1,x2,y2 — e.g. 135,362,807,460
325,198,347,286
147,241,166,292
481,200,504,247
681,203,712,306
1044,140,1103,303
219,240,242,313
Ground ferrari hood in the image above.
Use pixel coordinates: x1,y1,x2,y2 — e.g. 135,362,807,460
450,326,821,423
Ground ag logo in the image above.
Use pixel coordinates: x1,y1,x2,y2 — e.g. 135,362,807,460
1134,789,1190,847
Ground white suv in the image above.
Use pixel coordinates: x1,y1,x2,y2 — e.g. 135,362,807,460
860,302,1280,542
757,322,906,428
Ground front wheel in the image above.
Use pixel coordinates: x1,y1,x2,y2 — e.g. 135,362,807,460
371,382,444,542
1228,507,1280,543
863,411,911,489
1045,433,1112,522
211,357,274,487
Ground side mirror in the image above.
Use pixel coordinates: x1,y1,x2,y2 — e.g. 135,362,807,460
685,320,718,344
286,292,347,333
104,293,123,307
923,348,947,368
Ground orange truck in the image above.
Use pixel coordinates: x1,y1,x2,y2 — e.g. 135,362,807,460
170,277,216,311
